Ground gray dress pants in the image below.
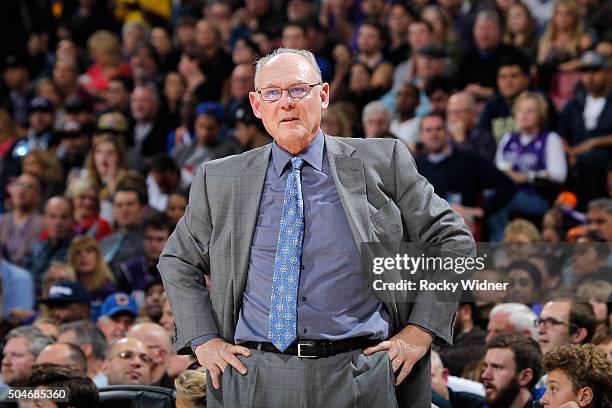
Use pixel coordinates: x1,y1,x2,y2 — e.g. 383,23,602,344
206,349,399,408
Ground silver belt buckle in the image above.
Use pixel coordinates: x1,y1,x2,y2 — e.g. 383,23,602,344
297,341,318,358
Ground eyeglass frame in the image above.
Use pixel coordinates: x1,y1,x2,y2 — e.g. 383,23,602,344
534,317,577,330
111,349,153,365
255,82,323,102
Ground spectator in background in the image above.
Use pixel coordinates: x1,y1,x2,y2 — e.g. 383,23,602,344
505,261,544,314
413,45,449,116
320,104,353,138
439,302,486,378
159,297,174,341
559,52,612,208
586,198,612,242
390,82,421,150
35,343,88,376
481,332,543,408
446,92,496,161
234,106,272,151
68,236,117,307
172,102,239,188
431,350,485,408
99,183,147,274
102,337,152,386
96,292,138,343
0,173,44,266
537,301,596,355
540,344,611,408
576,280,612,341
65,177,113,241
537,0,592,81
165,192,188,226
129,84,173,170
354,21,394,91
1,56,32,127
57,320,109,387
385,3,413,66
231,37,261,66
362,101,392,139
503,3,538,61
27,365,99,408
129,44,161,89
1,326,53,388
392,20,435,91
21,150,65,209
159,71,186,130
146,155,180,213
84,134,131,222
457,9,523,101
424,74,454,114
416,112,516,238
143,279,165,323
0,109,22,161
128,322,173,388
102,76,133,117
174,368,207,408
224,63,255,129
117,212,173,295
486,303,539,344
82,30,131,97
55,120,92,182
25,196,74,297
40,281,91,324
421,5,461,61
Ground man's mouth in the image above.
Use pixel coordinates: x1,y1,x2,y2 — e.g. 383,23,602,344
281,118,298,123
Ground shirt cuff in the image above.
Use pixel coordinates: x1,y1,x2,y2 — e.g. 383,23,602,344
190,334,220,353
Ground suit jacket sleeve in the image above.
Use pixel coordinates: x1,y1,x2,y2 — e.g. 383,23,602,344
158,163,219,354
391,140,476,345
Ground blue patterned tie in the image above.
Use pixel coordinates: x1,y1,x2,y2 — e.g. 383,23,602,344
268,157,305,352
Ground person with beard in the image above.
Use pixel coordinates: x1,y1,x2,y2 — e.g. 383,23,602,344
481,332,543,408
144,280,165,323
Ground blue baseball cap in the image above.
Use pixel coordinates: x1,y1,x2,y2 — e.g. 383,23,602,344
194,101,224,123
41,281,91,305
100,292,138,318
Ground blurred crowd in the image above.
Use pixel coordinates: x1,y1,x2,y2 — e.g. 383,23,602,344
0,0,611,407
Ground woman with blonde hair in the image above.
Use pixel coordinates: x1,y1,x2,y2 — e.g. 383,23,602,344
537,0,591,74
82,30,131,95
68,236,117,304
174,368,207,408
65,177,112,241
84,134,130,221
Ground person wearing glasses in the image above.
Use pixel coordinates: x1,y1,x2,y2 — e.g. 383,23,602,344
103,337,152,386
536,301,596,355
159,48,475,408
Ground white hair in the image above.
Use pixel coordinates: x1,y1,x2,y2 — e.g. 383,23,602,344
362,101,391,124
490,303,538,340
254,48,322,90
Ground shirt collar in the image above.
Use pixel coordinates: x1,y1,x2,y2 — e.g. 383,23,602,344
272,130,324,177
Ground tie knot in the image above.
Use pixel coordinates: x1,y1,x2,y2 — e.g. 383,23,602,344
291,157,304,171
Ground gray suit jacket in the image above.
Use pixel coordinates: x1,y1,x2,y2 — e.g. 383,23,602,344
158,134,475,404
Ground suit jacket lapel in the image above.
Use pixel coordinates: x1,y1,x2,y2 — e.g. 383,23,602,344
234,144,272,294
325,135,371,249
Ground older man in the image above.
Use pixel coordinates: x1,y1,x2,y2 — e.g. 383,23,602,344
160,48,475,407
447,92,496,161
103,337,152,386
1,326,53,388
485,303,538,343
35,342,88,376
57,320,108,386
127,322,173,387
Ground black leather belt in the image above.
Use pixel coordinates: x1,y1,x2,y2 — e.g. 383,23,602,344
241,337,379,358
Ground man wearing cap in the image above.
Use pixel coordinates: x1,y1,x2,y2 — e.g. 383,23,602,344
559,51,612,208
55,120,91,179
234,105,272,151
171,101,239,187
41,281,91,324
96,292,139,343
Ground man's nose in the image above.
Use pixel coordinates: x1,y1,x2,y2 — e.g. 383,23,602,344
278,90,296,107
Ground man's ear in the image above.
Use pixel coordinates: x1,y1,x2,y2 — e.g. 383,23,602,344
81,343,93,359
320,82,330,109
517,368,533,387
571,328,587,344
577,386,593,407
249,92,262,119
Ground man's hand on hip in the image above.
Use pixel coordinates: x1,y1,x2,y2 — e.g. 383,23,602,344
363,325,433,386
194,338,251,389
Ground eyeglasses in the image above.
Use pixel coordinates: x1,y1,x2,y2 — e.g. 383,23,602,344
256,82,322,102
112,350,153,365
534,317,576,329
